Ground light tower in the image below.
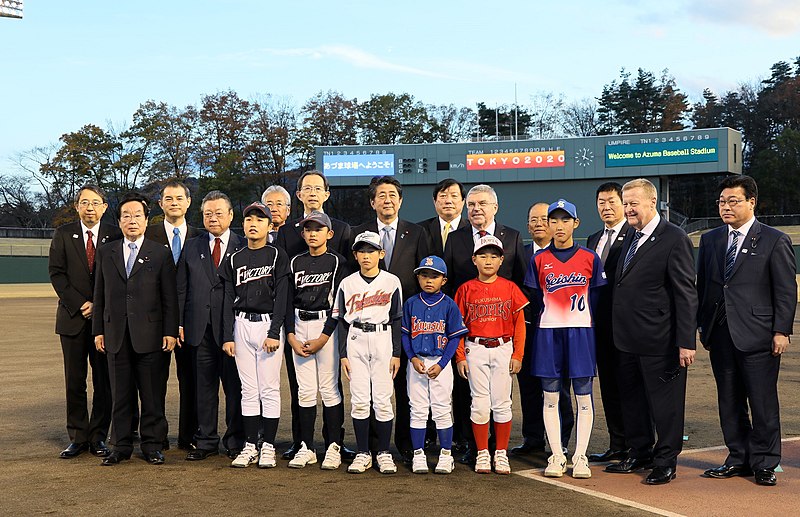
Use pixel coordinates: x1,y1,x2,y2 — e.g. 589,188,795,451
0,0,23,19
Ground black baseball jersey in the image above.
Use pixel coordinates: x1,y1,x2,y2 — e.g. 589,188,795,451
220,244,289,342
285,249,348,335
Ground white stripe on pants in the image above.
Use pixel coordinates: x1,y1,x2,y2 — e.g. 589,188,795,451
234,315,284,418
465,339,513,424
347,327,394,422
292,317,341,408
407,355,453,429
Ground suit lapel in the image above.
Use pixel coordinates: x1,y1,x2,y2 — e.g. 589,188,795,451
69,224,91,274
112,242,127,279
623,220,662,273
610,223,630,254
128,240,153,279
199,238,216,284
729,221,761,280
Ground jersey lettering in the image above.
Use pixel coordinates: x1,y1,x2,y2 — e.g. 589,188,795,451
236,264,274,285
410,316,446,339
346,290,392,313
545,272,588,292
464,298,512,323
294,270,333,288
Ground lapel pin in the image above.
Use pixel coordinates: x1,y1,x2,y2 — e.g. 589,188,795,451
200,253,205,259
72,234,79,239
101,237,107,243
650,237,655,242
741,249,748,254
138,258,144,264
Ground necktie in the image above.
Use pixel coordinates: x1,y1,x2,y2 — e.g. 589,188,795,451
724,230,740,281
442,221,451,248
212,237,222,268
622,231,643,273
599,228,614,264
126,242,138,277
478,230,487,238
381,226,394,267
86,230,95,273
172,227,181,264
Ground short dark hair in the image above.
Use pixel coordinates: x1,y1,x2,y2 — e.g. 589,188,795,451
201,190,233,212
368,176,402,200
527,201,549,216
297,170,329,191
596,182,623,201
74,184,107,205
718,174,758,202
432,179,466,200
160,179,191,199
117,192,150,220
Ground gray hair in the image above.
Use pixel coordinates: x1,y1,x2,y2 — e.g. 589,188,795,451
201,190,233,212
261,185,291,209
622,178,657,199
466,184,498,204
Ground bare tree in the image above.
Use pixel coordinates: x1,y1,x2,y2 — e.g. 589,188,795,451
561,98,600,137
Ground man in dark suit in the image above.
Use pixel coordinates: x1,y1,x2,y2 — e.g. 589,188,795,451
49,185,120,459
352,175,430,462
585,182,629,463
145,180,202,451
512,202,574,457
697,175,795,487
94,192,179,465
418,178,468,257
177,191,246,461
605,178,697,485
443,184,527,464
262,185,292,244
274,171,354,461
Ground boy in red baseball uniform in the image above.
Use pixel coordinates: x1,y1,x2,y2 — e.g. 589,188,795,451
455,235,528,475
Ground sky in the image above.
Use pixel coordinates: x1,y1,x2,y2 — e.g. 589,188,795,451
1,0,799,169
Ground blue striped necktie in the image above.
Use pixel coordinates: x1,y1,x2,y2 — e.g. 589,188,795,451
126,242,138,277
724,230,740,281
172,227,181,264
622,231,643,273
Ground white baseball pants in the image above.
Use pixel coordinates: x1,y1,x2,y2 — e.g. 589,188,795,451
292,317,341,408
233,314,284,418
465,339,513,424
407,356,454,429
347,327,394,422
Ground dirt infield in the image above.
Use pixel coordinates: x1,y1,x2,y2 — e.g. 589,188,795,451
1,293,798,516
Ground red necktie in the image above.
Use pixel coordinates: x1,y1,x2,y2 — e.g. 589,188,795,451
212,237,221,268
478,230,487,238
86,230,95,273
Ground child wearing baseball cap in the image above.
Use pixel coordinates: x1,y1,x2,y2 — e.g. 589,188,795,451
524,199,606,479
220,201,290,469
329,231,403,474
401,256,468,474
454,236,529,475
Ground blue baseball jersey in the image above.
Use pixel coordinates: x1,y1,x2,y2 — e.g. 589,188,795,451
401,291,467,368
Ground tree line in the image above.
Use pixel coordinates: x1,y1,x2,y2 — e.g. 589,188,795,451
2,57,799,228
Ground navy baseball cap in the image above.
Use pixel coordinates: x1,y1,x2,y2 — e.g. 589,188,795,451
299,210,332,229
243,201,272,220
414,255,447,276
352,231,382,251
548,199,578,219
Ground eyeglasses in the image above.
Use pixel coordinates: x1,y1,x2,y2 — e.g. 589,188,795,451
264,201,286,208
716,198,747,208
78,200,104,208
203,211,229,219
467,201,496,209
300,186,326,193
528,216,548,223
120,213,145,221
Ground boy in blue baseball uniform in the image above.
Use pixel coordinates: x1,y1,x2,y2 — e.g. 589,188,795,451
402,256,468,474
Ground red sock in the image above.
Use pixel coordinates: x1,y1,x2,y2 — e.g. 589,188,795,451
494,420,512,451
472,421,490,451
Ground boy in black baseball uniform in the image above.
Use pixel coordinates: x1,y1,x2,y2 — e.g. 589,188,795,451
285,211,348,469
220,202,290,468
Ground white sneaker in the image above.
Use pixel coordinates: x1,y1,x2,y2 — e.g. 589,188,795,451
544,453,567,477
258,442,276,468
347,452,372,473
434,449,454,474
475,449,491,474
412,449,428,474
230,442,258,468
288,442,317,468
376,451,397,474
494,449,511,475
572,454,592,478
320,443,342,470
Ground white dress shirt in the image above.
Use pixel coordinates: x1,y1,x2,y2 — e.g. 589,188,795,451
728,216,755,256
595,218,627,254
80,221,100,248
163,219,188,253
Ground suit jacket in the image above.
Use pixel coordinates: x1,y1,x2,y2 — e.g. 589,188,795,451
586,222,631,339
276,215,352,259
92,238,179,354
145,222,202,267
352,219,429,300
418,215,469,257
49,221,121,336
697,220,796,352
177,231,245,348
612,218,697,356
443,222,527,296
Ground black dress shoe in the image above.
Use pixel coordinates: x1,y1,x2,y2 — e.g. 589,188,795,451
605,456,654,473
101,451,131,466
178,440,195,451
452,440,468,454
646,466,676,485
60,442,89,459
510,441,545,456
282,442,302,460
187,448,219,461
755,469,777,486
588,448,628,463
400,450,414,465
341,445,356,461
89,441,110,457
162,440,171,451
226,448,242,460
458,449,475,465
703,464,754,479
144,450,165,465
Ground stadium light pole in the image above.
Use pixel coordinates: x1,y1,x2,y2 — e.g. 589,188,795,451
0,0,23,19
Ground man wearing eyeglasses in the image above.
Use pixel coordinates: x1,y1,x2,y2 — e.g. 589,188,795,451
49,185,121,459
262,185,292,244
697,175,795,487
443,184,526,465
